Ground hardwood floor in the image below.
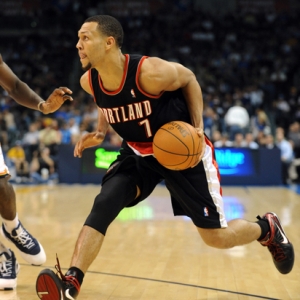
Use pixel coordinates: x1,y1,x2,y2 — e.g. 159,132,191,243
2,183,299,300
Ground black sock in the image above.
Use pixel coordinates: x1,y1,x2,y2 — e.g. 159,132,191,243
256,218,270,240
66,267,84,285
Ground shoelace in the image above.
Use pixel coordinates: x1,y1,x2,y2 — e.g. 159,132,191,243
12,228,35,249
0,256,12,277
55,255,81,292
268,242,286,262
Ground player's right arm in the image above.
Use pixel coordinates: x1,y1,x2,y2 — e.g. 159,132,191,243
74,71,109,158
139,57,204,133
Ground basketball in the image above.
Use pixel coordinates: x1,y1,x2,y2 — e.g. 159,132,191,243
153,121,203,171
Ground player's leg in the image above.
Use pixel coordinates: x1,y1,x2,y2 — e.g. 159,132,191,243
197,211,294,274
0,145,46,266
36,172,141,300
197,219,261,249
36,153,162,300
72,173,141,273
164,142,294,275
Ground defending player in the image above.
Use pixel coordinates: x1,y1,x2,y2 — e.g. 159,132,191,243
0,53,72,290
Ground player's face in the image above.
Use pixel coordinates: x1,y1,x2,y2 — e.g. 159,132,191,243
76,22,107,71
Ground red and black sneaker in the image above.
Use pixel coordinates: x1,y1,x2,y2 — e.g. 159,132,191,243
36,255,80,300
257,212,294,274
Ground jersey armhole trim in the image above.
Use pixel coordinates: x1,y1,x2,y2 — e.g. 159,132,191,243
136,56,164,99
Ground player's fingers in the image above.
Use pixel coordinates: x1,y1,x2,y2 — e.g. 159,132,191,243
59,87,73,94
74,141,81,156
52,88,73,100
62,94,73,101
195,128,203,137
191,134,205,168
74,146,82,158
52,88,72,98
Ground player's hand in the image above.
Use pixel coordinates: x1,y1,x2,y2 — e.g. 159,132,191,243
74,132,105,158
40,87,73,114
191,128,205,168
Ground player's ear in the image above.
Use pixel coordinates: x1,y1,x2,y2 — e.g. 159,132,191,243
106,37,115,49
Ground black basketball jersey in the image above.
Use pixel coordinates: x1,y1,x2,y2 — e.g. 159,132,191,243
88,54,192,155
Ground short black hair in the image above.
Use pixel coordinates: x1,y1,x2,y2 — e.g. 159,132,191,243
84,15,124,48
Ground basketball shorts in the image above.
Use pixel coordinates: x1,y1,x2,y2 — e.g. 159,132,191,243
0,143,10,178
102,140,227,229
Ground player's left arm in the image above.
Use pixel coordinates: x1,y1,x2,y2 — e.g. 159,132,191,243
139,57,203,132
0,53,72,114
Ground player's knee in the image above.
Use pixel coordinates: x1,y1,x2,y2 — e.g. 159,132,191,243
85,194,117,235
85,174,137,235
197,227,233,249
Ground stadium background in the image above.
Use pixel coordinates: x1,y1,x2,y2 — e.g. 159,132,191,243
0,0,300,186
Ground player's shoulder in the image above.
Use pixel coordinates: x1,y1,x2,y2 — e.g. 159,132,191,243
142,56,167,66
140,56,173,75
80,71,92,94
80,71,89,83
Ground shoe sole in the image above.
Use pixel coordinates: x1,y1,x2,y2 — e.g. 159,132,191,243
36,269,64,300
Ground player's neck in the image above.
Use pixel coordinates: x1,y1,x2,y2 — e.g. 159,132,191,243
95,51,126,91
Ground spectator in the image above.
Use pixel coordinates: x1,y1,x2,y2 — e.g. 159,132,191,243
242,132,259,149
6,140,30,182
213,132,233,148
274,95,291,133
58,120,72,144
287,121,300,182
39,118,60,157
275,127,294,185
232,132,245,148
263,134,276,149
30,146,58,184
203,106,218,139
22,122,40,162
68,117,80,142
251,109,271,140
248,85,264,116
2,108,17,145
224,100,250,141
288,121,300,159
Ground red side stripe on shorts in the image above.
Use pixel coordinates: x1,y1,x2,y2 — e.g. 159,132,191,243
127,141,153,155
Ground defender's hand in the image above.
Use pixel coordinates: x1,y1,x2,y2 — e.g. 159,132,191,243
40,87,73,114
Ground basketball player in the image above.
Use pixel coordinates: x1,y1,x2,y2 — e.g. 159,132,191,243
0,53,72,290
36,15,294,300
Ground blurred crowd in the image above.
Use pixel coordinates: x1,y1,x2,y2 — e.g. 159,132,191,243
0,0,300,184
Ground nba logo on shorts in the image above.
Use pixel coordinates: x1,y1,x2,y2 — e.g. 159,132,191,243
204,207,209,217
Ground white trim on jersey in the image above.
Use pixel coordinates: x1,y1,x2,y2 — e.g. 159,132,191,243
202,144,227,228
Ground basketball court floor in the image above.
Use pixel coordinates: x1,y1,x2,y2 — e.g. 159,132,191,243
1,183,299,300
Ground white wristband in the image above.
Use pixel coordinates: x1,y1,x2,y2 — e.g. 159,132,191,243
37,101,45,112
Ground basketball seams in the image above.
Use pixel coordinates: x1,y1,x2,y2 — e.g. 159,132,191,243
153,128,189,155
153,121,203,170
